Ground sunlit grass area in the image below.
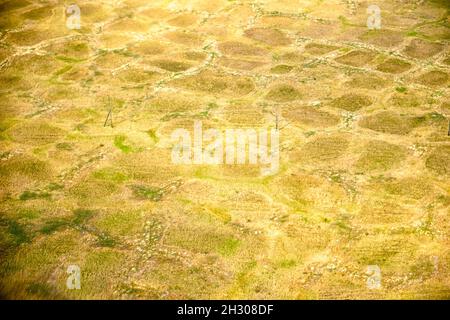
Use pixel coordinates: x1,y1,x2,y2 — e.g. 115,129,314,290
0,0,449,299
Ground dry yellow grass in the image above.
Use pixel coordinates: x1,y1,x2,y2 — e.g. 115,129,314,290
0,0,449,300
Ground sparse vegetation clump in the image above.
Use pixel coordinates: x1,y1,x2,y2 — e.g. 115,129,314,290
402,39,444,59
170,71,255,96
266,84,302,102
425,146,450,176
130,185,164,201
150,59,192,72
416,70,449,87
331,94,373,111
285,106,339,128
219,41,267,56
270,64,294,74
244,27,291,46
355,140,406,172
304,43,338,55
376,58,412,74
335,50,377,67
300,135,350,162
359,111,419,135
19,190,50,200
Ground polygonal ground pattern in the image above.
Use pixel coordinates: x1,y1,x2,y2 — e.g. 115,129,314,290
0,0,449,299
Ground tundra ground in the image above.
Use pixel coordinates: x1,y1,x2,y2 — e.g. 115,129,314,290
0,0,449,299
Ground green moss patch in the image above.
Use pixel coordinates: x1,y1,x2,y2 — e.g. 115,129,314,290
244,28,291,46
345,74,388,90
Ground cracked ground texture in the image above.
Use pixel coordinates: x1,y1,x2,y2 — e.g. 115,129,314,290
0,0,449,299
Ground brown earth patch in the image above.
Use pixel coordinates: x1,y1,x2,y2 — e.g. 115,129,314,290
219,57,265,71
402,39,444,59
169,70,255,96
330,94,373,112
304,43,339,55
130,41,166,56
335,50,377,67
354,140,406,172
164,31,203,47
359,111,419,135
425,146,450,176
167,13,198,27
358,30,404,48
345,74,389,90
244,28,291,46
415,70,449,87
284,106,339,128
265,84,302,102
218,41,268,56
376,58,412,74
